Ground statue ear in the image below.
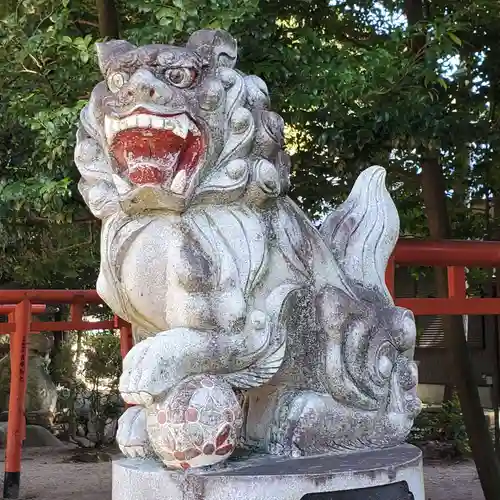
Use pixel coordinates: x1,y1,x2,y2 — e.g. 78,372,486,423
187,29,237,70
95,40,136,74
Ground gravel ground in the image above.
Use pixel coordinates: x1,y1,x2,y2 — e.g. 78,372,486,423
0,446,484,500
423,461,483,500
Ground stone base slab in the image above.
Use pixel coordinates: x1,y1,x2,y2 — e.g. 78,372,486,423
113,444,424,500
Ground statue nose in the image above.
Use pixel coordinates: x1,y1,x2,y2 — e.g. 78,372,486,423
120,69,173,104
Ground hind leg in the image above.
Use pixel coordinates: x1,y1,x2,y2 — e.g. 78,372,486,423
267,390,385,456
267,390,336,457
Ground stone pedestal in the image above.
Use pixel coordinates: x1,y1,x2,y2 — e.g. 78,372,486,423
113,444,424,500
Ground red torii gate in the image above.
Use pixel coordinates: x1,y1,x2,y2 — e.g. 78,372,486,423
2,239,500,498
0,292,133,499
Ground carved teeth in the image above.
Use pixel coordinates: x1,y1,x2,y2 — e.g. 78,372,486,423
137,115,150,128
170,170,187,194
104,113,197,143
151,116,164,129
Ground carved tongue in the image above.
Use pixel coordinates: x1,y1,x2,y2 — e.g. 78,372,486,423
112,130,184,176
128,165,165,184
110,126,204,189
127,150,181,185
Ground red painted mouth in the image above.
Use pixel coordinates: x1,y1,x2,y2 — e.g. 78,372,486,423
107,112,204,192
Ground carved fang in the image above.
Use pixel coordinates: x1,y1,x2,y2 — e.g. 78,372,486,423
170,170,187,194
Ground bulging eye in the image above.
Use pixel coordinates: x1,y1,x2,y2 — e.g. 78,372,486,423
165,67,197,88
107,72,129,93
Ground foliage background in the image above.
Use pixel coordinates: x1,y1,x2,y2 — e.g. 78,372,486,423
2,0,499,287
3,0,500,495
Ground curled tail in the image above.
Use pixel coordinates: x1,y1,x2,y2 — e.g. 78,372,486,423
319,166,398,304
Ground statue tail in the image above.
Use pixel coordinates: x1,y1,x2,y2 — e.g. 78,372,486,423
319,166,398,304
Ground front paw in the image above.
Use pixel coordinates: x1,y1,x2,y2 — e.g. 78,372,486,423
116,406,152,458
119,336,176,406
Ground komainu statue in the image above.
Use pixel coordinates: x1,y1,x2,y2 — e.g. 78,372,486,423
75,29,421,470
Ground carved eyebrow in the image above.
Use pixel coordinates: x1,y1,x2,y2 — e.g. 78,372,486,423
104,51,143,75
156,51,201,68
104,50,201,76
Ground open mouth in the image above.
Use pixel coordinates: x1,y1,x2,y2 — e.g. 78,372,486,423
104,109,204,194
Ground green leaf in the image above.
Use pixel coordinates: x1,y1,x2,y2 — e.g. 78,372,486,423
175,18,184,31
156,7,177,19
448,32,462,46
158,17,172,27
438,78,448,89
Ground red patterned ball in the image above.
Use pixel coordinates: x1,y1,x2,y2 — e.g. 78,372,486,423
146,374,243,469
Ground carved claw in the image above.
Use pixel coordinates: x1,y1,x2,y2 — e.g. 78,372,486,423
119,336,177,406
120,326,248,406
116,406,152,458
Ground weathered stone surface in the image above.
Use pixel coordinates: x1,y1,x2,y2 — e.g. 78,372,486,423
112,444,424,500
75,29,421,471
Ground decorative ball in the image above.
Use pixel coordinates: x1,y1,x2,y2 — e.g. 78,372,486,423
146,374,243,470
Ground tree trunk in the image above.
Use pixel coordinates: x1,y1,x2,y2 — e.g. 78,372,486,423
421,156,500,499
490,196,500,457
403,0,500,497
96,0,119,39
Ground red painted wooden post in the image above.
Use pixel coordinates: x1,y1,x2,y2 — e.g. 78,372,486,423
7,313,28,444
448,266,467,299
385,255,396,298
115,316,134,408
4,300,31,499
70,301,84,324
116,316,134,359
21,335,28,444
